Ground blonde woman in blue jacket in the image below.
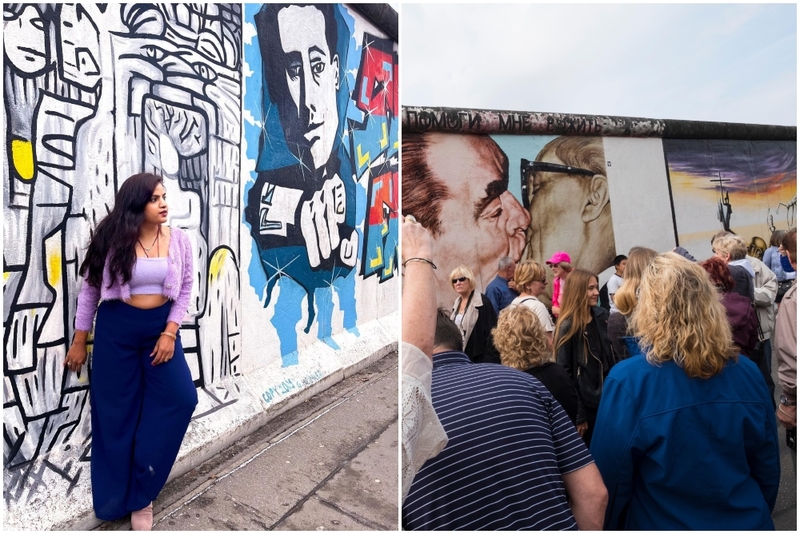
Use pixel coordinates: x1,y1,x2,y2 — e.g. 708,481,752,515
590,253,779,530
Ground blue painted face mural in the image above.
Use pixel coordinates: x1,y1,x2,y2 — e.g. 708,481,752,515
243,4,398,365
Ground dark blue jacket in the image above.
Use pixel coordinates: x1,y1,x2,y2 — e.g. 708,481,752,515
485,275,518,314
591,338,780,530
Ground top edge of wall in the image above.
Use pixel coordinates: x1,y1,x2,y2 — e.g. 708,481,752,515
348,3,398,42
402,105,797,141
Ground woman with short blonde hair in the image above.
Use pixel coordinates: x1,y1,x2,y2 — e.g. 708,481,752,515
510,261,555,345
495,305,582,427
590,252,779,530
449,265,499,364
494,305,550,370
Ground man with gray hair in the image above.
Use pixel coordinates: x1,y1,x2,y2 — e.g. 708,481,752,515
712,232,755,301
485,256,519,314
403,310,608,530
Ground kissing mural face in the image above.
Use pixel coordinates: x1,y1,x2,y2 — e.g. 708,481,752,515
402,133,530,301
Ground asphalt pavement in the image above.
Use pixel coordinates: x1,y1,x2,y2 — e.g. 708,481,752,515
95,351,399,531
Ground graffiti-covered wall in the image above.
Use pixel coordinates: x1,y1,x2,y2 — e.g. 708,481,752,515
3,4,398,529
402,107,796,306
241,3,398,371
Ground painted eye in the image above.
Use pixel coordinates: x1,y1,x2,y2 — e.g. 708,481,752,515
142,45,166,61
192,62,217,81
311,60,325,75
481,206,503,220
287,61,301,80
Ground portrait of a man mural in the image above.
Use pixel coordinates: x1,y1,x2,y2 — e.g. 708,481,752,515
247,3,358,362
522,136,616,278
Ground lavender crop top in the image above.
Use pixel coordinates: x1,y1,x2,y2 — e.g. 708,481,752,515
74,226,194,331
130,257,169,295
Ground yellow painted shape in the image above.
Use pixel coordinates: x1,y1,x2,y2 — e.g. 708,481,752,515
12,139,35,180
357,144,371,168
46,249,62,288
209,248,229,282
383,255,394,277
43,233,63,289
3,271,9,283
379,123,388,149
370,245,383,269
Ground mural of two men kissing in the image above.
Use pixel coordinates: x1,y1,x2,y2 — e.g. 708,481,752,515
244,4,399,365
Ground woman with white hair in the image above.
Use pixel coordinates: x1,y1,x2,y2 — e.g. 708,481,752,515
449,265,500,364
590,252,780,530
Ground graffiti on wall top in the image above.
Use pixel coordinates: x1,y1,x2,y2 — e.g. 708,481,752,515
402,107,665,137
4,3,242,509
243,4,398,366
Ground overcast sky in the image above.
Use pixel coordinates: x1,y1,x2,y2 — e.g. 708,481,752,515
401,3,797,126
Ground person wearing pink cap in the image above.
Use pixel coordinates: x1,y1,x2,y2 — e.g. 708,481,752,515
546,251,573,318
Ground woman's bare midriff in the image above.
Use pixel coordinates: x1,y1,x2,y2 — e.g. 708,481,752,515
127,294,169,309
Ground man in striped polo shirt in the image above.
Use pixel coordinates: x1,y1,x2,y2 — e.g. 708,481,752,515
403,311,607,530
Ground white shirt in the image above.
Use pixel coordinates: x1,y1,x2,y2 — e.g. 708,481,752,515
607,273,624,313
510,295,554,332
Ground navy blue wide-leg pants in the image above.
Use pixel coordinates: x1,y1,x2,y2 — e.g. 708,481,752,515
90,300,197,521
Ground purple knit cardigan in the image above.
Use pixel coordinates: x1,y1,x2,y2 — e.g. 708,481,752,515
74,226,194,331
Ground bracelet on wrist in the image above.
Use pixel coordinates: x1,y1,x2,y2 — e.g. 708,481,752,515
402,257,437,270
161,331,177,340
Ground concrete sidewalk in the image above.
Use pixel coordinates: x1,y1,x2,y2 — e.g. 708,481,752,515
95,352,399,531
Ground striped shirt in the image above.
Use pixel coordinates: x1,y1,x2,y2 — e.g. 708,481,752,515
403,350,594,531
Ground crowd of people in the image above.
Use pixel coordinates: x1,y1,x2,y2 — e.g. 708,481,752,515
401,219,796,530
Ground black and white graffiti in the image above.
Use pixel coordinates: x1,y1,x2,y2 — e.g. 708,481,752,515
3,3,242,507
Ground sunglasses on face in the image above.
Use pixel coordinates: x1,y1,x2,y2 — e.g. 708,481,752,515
520,158,596,211
452,277,467,284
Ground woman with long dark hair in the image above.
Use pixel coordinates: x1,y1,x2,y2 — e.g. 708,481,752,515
554,269,613,446
64,173,197,530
